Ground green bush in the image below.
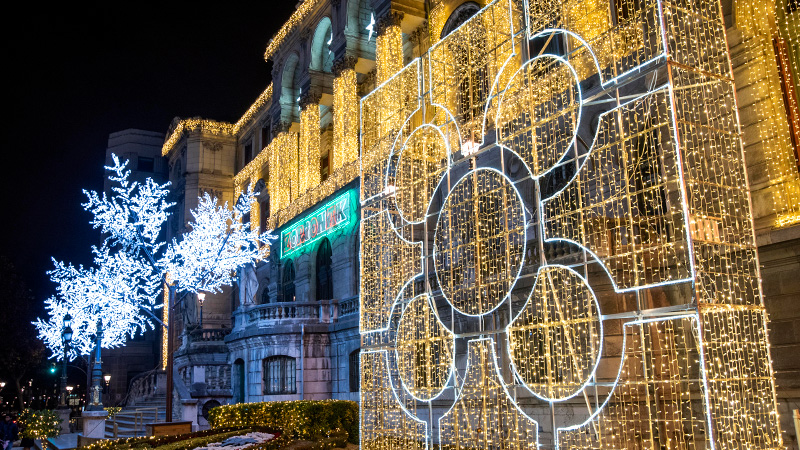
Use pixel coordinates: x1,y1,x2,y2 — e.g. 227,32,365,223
151,430,245,450
84,426,252,450
207,400,358,444
18,409,62,440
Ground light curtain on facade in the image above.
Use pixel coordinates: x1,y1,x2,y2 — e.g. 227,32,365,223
359,0,783,448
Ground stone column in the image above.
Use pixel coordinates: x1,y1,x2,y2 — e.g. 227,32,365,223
332,55,359,170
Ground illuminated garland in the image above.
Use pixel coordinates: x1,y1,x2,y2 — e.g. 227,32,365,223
299,105,321,193
333,69,359,170
263,0,323,62
268,159,359,230
162,118,235,157
359,1,784,449
233,84,273,135
733,0,800,229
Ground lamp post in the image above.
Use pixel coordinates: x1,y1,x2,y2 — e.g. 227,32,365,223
164,187,262,422
87,318,105,410
197,292,206,328
59,314,73,408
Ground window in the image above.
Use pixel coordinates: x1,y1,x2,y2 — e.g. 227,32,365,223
281,260,296,302
259,198,270,233
263,356,296,394
349,349,360,392
316,238,333,300
244,143,253,166
260,284,270,304
261,124,271,149
138,157,155,172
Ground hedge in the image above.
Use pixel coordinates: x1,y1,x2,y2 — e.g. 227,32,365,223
83,426,253,450
207,400,358,444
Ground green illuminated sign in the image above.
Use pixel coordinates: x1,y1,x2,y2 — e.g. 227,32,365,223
280,190,355,258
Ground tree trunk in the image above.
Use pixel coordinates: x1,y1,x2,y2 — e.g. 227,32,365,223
14,377,23,410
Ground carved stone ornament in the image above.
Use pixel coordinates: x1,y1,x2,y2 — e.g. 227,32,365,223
299,88,323,109
274,120,292,134
204,141,223,152
198,187,224,200
376,11,404,36
332,54,358,76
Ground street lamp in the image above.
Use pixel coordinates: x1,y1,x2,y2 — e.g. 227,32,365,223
197,292,206,328
59,314,73,408
87,318,105,410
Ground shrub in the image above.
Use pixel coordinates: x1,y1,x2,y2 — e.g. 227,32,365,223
84,426,252,450
18,409,62,440
207,400,358,444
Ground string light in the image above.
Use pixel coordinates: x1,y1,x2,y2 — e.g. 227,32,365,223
263,0,323,62
162,118,235,157
300,105,321,194
333,69,359,171
358,0,784,449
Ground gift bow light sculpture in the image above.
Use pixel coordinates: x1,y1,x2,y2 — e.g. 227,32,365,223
358,0,783,449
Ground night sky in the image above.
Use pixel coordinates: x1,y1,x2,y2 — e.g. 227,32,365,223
3,3,298,303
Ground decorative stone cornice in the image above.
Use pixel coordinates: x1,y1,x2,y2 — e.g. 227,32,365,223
273,120,292,134
332,54,358,76
299,88,322,109
376,11,404,36
409,21,429,45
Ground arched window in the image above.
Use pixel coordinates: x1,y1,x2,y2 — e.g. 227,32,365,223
310,17,334,73
232,359,245,403
316,238,333,300
260,283,270,304
263,356,296,394
349,349,360,392
280,53,302,123
281,260,296,302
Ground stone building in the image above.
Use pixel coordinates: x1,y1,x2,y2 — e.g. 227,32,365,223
125,0,799,444
101,129,167,405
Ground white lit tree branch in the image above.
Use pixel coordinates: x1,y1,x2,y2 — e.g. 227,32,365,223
35,245,160,359
36,155,273,360
161,189,276,294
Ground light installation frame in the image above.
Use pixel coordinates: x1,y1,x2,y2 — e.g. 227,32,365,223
358,0,783,447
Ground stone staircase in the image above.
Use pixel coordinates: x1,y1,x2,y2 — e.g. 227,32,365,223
105,394,166,439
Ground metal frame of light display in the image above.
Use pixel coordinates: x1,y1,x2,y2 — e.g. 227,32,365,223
359,0,784,448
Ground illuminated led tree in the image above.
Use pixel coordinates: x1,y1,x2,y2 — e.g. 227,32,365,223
36,155,272,359
161,190,276,295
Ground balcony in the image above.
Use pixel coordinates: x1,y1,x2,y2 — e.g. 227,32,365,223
231,296,358,331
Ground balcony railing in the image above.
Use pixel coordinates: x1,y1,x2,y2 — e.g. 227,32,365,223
233,297,359,330
188,327,231,342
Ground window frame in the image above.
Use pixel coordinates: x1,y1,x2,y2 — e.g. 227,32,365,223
263,355,297,395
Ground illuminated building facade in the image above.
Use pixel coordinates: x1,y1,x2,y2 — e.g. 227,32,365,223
149,0,800,444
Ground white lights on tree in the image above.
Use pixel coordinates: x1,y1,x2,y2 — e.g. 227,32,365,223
161,189,276,294
36,155,273,360
35,244,160,359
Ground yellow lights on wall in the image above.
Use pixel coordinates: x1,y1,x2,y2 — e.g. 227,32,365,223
359,0,783,448
162,118,235,157
377,25,404,84
161,283,169,370
300,105,321,193
333,69,359,171
263,0,322,61
733,0,800,229
233,84,273,135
